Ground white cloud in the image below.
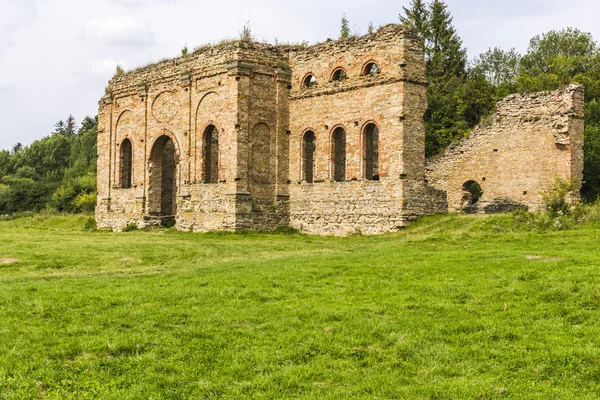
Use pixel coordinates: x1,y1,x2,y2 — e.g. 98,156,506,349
84,16,155,47
0,84,15,94
88,58,129,76
0,0,37,54
107,0,146,6
107,0,179,6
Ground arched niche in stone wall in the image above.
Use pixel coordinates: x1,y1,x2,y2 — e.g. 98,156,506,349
331,126,347,182
115,110,134,133
362,122,380,181
302,130,316,183
151,91,180,124
120,138,133,189
202,124,220,184
195,92,221,127
251,123,271,184
148,134,180,218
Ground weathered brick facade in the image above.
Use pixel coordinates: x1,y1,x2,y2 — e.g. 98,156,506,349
96,25,583,235
96,25,446,234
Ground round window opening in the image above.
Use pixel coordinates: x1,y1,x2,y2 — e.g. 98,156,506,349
332,68,347,82
363,62,380,76
303,74,317,88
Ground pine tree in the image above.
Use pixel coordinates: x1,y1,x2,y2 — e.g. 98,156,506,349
401,0,474,157
401,0,466,79
79,116,98,134
54,120,65,135
11,142,22,155
427,0,466,80
399,0,430,52
340,14,350,39
64,115,77,138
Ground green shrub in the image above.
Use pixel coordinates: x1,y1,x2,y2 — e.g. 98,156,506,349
571,200,600,224
506,179,600,232
122,223,138,232
541,177,580,216
50,173,96,213
511,207,575,232
74,193,97,213
83,217,97,231
273,226,303,235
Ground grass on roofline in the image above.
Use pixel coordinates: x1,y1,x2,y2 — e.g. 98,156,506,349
1,213,600,399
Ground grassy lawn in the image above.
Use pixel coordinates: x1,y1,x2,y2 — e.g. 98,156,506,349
1,214,600,399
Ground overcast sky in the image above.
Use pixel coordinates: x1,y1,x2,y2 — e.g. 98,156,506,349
1,0,600,150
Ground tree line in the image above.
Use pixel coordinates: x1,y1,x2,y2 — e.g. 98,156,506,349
2,1,600,215
398,0,600,199
0,116,98,214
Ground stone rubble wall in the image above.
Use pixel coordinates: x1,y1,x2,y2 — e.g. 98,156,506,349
425,84,585,213
289,181,408,235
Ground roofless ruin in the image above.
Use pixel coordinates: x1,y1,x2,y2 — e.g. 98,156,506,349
96,25,584,235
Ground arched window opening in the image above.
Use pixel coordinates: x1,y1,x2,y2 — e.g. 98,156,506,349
120,138,133,188
331,68,347,82
462,180,483,208
363,123,379,180
302,131,316,183
303,74,317,88
332,127,346,182
203,125,219,184
363,62,380,76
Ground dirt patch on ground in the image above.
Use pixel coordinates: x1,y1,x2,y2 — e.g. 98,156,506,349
0,258,20,264
120,257,142,264
525,255,564,263
541,257,564,263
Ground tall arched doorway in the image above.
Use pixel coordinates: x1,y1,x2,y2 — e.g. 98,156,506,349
148,135,178,221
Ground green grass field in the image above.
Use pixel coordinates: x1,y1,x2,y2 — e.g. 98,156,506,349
1,214,600,399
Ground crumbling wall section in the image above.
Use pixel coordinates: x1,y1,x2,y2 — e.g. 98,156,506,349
426,85,585,213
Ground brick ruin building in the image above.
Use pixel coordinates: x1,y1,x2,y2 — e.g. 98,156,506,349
96,25,584,235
